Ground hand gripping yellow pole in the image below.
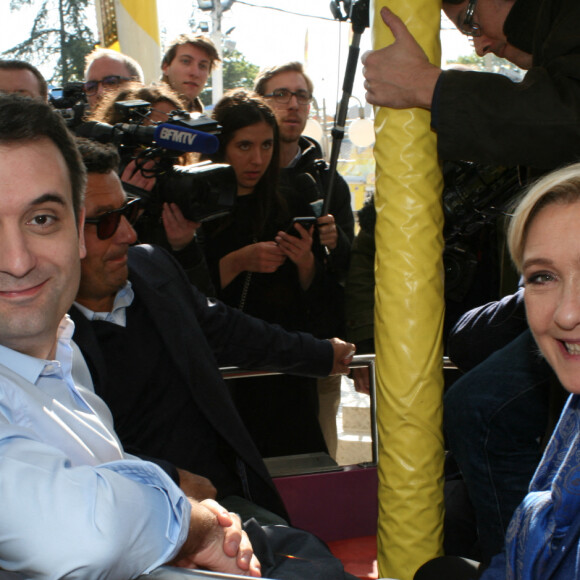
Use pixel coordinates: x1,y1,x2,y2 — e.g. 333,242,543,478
371,1,445,579
94,0,161,84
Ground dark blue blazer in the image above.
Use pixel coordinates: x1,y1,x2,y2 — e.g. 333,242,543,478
70,244,334,520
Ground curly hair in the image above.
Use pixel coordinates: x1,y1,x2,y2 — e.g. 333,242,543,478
75,137,120,175
90,82,186,125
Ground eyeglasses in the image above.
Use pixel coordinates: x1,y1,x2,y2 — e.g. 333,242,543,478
83,75,133,96
263,88,312,106
459,0,481,37
84,197,140,240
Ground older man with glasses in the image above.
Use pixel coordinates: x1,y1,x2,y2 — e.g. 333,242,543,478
362,0,580,174
83,48,144,111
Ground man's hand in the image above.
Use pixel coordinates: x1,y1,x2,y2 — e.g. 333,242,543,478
177,468,217,501
352,367,371,396
328,337,356,375
121,159,156,192
317,215,338,250
162,203,201,251
170,499,261,577
362,6,441,110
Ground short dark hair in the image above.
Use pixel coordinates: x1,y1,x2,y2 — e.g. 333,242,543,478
0,93,85,220
161,35,221,73
0,59,48,100
254,62,314,97
75,137,120,175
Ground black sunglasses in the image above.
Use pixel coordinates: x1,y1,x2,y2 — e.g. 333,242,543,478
84,197,140,240
83,75,133,96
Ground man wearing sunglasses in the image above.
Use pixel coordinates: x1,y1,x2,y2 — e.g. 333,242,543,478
362,0,580,174
68,137,358,579
70,138,355,526
83,48,144,111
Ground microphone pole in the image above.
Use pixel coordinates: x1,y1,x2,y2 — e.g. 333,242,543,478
324,0,369,215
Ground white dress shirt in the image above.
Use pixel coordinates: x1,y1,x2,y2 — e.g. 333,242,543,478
0,316,190,579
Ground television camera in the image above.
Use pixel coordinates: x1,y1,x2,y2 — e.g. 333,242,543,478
72,99,236,224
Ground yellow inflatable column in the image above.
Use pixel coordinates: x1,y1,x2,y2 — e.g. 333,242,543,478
372,0,445,579
94,0,161,83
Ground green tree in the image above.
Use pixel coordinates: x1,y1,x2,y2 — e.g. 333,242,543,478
2,0,96,84
450,53,524,80
201,46,260,102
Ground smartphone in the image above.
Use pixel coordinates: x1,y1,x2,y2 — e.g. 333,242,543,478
285,216,317,237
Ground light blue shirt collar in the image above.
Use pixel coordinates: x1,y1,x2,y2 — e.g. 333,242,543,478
73,281,134,327
0,315,75,385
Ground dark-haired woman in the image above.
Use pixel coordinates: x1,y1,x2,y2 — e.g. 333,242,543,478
200,90,344,458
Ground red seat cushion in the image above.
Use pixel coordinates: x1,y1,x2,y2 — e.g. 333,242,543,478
328,535,378,579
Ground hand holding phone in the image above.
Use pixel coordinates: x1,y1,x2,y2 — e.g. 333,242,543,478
285,216,317,237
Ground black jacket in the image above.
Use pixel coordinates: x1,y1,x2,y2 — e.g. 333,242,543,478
436,0,580,172
280,136,355,280
70,244,334,520
447,288,528,372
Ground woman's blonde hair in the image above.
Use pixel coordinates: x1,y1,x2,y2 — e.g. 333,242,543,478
508,162,580,272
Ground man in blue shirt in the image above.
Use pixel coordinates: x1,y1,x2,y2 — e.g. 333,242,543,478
0,93,259,579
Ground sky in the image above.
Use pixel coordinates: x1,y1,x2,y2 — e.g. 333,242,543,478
0,0,474,114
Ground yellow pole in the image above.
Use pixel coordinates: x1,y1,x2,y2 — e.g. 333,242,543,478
94,0,161,84
371,1,445,579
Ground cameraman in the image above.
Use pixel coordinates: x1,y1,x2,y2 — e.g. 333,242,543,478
91,83,215,295
83,48,144,111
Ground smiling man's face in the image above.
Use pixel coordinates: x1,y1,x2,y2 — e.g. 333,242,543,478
0,138,85,359
76,171,137,314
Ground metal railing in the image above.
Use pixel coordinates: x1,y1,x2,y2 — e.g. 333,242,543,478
220,355,457,469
